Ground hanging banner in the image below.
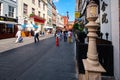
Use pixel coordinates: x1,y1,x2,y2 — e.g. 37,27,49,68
75,11,80,18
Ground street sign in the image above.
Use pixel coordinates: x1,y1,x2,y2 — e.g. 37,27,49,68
75,11,80,18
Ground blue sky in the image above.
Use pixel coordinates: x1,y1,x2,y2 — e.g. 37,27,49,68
53,0,75,21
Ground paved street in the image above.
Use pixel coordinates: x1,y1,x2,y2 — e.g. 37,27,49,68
0,37,77,80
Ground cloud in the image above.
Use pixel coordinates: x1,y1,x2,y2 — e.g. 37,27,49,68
53,0,59,3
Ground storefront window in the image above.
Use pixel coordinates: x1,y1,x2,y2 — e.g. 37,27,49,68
6,24,14,33
0,24,6,34
0,24,14,34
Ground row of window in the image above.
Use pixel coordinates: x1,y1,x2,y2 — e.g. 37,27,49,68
0,3,15,17
32,0,46,9
23,2,46,18
0,0,46,18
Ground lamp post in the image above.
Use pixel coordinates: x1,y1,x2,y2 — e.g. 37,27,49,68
82,0,105,80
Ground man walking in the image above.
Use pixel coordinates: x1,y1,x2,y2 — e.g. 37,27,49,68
34,29,39,43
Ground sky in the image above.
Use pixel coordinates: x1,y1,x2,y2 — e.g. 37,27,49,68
53,0,75,21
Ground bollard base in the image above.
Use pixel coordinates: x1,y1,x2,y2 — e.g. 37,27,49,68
83,59,106,80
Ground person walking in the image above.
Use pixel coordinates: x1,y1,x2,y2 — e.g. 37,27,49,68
34,29,39,43
63,31,67,42
15,30,23,43
68,31,72,43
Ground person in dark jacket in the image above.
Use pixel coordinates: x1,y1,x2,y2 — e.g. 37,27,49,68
34,29,39,43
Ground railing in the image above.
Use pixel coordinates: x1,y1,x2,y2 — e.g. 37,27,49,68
76,42,114,76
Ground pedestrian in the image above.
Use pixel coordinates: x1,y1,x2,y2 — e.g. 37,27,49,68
68,31,72,43
63,31,67,42
34,29,39,43
56,36,59,47
15,30,23,43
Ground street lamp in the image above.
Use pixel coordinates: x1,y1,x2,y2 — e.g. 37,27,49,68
82,0,105,80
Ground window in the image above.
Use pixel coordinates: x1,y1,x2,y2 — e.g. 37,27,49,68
38,0,41,7
23,3,28,15
32,8,35,14
8,6,14,17
32,0,35,4
10,0,16,2
43,14,45,18
38,11,41,17
0,24,14,34
0,3,1,15
43,3,45,10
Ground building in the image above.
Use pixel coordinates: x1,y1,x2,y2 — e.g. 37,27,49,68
0,0,18,39
102,0,120,79
56,13,64,31
17,0,47,36
76,0,120,80
52,1,57,33
46,0,52,27
63,16,69,31
68,21,74,31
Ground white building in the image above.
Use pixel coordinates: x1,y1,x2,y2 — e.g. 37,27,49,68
56,13,64,29
46,0,53,28
100,0,112,41
0,0,17,18
100,0,120,79
0,0,18,39
17,0,47,32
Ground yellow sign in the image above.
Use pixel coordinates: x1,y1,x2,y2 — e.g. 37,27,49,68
75,11,80,18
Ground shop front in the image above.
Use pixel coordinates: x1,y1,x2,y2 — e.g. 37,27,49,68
0,16,18,39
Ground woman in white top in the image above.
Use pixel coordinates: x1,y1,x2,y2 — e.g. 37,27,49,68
15,30,22,43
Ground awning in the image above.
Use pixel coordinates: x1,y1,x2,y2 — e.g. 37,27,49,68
32,24,38,29
6,24,13,28
26,24,33,28
44,26,53,28
30,15,46,24
21,24,27,28
57,25,64,28
81,1,88,15
0,21,17,24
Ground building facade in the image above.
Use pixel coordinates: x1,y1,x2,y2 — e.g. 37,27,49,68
52,2,57,33
62,16,69,31
17,0,47,36
100,0,120,79
46,0,52,27
56,13,64,31
110,0,120,79
68,21,74,31
0,0,18,39
76,0,120,79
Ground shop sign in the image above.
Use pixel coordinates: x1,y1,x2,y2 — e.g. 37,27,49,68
75,11,80,18
101,1,108,24
0,16,17,22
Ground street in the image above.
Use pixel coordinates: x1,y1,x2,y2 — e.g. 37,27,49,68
0,37,77,80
